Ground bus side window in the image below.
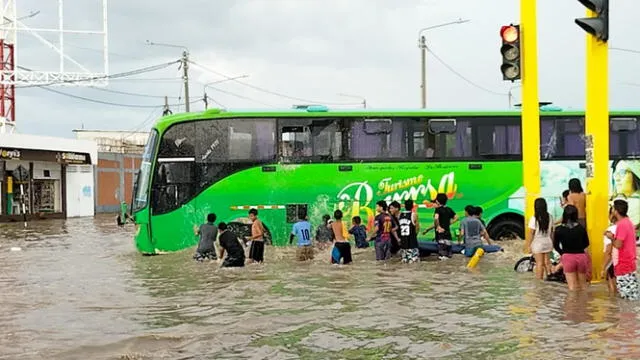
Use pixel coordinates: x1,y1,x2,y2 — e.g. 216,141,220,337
350,118,407,159
279,118,344,162
611,117,639,157
426,118,472,159
475,117,521,158
540,117,584,159
409,118,435,158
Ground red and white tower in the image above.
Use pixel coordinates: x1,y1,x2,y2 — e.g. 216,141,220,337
0,0,109,134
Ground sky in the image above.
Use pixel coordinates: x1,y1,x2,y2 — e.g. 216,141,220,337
9,0,640,138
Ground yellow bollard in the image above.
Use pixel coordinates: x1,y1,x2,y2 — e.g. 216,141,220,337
467,248,485,269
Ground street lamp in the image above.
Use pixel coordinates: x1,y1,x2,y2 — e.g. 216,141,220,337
337,93,367,108
146,40,191,112
417,18,471,108
203,75,250,109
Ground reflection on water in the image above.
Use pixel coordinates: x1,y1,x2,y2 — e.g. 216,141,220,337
1,215,640,359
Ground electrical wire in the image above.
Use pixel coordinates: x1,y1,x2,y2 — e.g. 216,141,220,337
38,86,200,108
120,107,163,141
610,47,640,55
203,85,276,107
15,61,180,88
87,86,180,99
425,46,508,97
189,60,361,106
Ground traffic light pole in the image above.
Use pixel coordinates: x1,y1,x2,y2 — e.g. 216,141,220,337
583,8,609,282
520,0,541,250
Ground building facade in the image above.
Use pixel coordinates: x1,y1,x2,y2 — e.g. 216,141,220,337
0,133,98,221
73,130,149,213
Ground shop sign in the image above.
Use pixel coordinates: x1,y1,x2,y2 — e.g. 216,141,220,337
0,148,21,160
57,152,88,164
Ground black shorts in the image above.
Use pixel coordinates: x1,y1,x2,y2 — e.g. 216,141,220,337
332,242,353,265
222,256,245,268
249,241,265,262
606,263,615,280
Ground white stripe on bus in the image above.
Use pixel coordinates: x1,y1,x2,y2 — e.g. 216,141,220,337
231,205,286,210
157,157,195,162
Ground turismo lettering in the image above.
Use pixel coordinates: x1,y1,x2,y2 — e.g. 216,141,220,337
336,172,458,230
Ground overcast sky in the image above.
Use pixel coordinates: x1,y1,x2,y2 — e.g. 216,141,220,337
10,0,640,138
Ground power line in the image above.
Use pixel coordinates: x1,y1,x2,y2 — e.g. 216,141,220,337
189,60,361,106
121,107,163,140
108,77,183,82
15,60,180,88
426,46,507,97
38,86,200,109
610,47,640,55
87,86,180,99
203,85,276,107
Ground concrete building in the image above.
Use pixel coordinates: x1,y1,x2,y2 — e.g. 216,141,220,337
73,130,149,213
0,133,98,221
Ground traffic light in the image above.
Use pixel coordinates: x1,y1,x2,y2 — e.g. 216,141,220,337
575,0,609,42
500,24,521,82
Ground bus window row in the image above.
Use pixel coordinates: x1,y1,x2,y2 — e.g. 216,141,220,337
156,116,640,163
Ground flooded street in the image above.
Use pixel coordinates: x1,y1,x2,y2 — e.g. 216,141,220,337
2,216,640,359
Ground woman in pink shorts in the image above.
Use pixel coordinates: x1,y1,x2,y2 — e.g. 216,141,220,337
553,205,590,291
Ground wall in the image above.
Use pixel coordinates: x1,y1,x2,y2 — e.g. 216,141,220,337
96,152,142,213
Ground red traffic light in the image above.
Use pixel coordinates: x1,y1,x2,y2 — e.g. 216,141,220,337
500,25,519,43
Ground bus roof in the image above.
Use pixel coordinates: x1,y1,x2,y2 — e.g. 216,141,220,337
153,107,640,132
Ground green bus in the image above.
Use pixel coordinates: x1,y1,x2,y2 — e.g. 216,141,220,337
128,106,640,254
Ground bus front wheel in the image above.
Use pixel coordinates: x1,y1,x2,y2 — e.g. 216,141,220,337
488,217,524,241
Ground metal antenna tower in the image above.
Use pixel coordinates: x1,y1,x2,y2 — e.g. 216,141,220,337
0,0,109,133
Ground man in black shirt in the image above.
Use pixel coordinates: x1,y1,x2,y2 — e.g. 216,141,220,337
218,222,246,267
433,193,458,259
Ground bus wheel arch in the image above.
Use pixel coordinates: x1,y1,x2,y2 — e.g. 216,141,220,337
487,212,524,241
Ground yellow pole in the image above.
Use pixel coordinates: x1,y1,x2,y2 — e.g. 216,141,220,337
520,0,541,251
583,8,608,282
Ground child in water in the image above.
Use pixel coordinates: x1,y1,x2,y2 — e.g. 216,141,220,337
349,216,369,248
315,214,333,250
193,213,218,261
603,207,618,295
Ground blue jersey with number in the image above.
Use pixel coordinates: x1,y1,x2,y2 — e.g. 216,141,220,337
292,220,312,246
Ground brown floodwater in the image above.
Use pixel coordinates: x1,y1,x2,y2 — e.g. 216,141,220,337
1,215,640,359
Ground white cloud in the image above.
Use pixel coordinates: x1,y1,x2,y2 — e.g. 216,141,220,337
9,0,640,137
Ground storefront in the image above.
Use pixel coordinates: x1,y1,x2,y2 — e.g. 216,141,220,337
0,133,97,222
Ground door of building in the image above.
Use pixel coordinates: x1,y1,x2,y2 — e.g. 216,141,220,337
65,165,95,217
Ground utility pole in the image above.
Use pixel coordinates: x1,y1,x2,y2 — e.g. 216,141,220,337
416,19,470,109
146,40,190,112
182,50,190,112
419,35,427,108
162,96,172,116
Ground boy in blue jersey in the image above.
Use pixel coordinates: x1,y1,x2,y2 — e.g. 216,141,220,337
290,210,314,261
349,216,369,248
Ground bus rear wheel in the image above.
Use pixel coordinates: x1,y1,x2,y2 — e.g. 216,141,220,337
488,218,524,241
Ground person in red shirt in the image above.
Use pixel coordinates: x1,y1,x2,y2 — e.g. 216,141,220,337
607,199,639,300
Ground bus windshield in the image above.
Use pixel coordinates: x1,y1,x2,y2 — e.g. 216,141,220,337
132,129,158,212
